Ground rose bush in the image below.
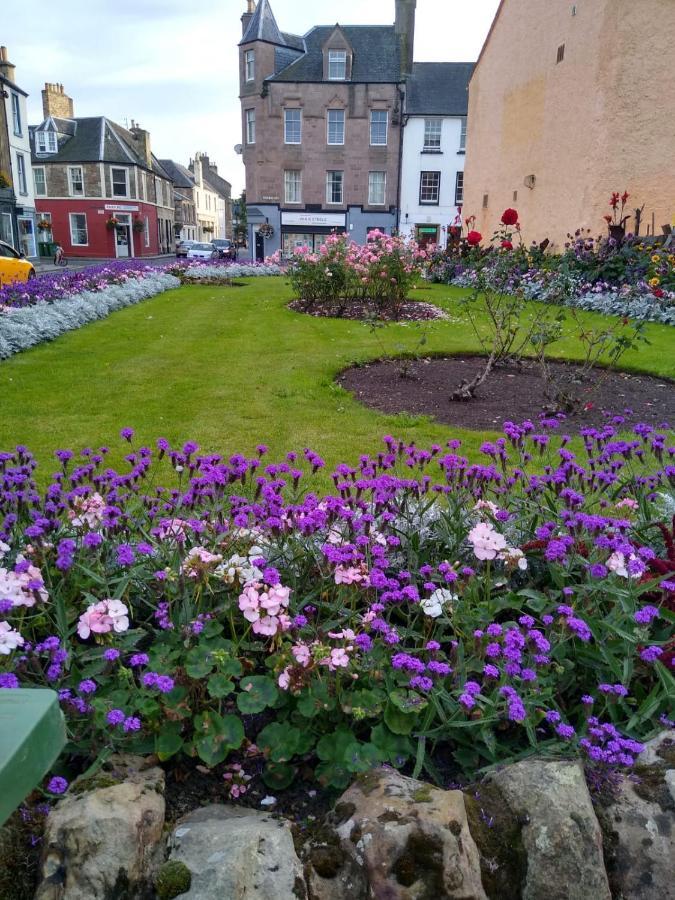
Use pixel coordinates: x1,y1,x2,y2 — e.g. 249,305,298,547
284,230,427,316
1,422,673,793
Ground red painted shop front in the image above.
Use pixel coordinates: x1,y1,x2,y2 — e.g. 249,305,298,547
35,198,162,259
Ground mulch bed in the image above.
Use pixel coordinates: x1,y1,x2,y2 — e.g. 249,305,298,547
288,297,446,321
338,355,675,430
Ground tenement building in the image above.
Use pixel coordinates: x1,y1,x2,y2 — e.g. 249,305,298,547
462,0,675,247
399,62,473,249
238,0,417,259
30,84,175,259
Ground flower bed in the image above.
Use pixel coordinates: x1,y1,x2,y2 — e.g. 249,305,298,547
279,231,429,319
0,271,180,360
1,424,673,798
429,231,675,325
169,261,283,283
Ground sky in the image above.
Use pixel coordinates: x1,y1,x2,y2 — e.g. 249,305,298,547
2,0,500,195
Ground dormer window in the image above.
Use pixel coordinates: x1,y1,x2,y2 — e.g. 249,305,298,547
328,50,347,80
36,131,58,154
245,50,255,82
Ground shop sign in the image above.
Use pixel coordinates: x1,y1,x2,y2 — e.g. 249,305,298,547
281,212,346,227
104,204,139,212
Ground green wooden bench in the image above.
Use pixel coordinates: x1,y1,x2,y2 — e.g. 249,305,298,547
0,689,66,826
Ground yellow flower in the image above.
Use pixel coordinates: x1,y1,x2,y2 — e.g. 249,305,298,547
649,277,660,287
651,255,661,263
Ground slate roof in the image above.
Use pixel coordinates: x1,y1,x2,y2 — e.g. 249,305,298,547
405,63,474,116
30,116,171,177
270,25,402,83
240,0,301,48
203,168,232,199
159,159,195,189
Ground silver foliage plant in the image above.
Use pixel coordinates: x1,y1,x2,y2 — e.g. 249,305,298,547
0,273,181,360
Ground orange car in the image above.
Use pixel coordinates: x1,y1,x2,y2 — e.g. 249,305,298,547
0,239,35,287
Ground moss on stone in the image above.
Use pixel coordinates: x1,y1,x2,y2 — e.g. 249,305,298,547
464,781,527,900
155,860,192,899
310,844,345,878
70,773,121,796
411,786,433,803
392,830,444,896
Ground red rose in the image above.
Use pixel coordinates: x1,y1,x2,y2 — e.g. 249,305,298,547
652,288,665,299
466,231,482,246
501,208,519,226
500,240,513,250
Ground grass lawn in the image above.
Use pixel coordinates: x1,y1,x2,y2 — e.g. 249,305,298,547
0,276,673,479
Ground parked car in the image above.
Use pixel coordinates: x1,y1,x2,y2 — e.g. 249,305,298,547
176,240,197,258
186,242,218,261
0,240,36,287
211,239,237,261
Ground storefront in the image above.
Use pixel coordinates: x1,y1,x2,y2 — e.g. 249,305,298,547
280,212,347,258
415,224,439,250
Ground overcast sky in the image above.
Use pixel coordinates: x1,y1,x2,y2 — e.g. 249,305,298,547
2,0,500,195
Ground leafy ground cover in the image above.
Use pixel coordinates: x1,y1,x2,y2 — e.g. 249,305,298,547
0,278,673,480
0,423,673,801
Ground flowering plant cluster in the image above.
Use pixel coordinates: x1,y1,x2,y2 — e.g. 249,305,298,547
281,231,428,315
0,422,673,793
429,221,675,326
0,270,180,360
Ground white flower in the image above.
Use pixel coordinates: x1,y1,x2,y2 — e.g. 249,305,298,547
499,547,528,571
421,589,456,618
0,621,25,655
606,552,640,579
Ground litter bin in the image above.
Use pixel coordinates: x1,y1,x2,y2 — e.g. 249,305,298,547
38,242,55,258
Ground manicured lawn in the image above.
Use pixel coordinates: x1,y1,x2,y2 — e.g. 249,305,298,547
0,277,673,477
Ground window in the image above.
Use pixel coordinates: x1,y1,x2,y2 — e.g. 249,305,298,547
33,167,47,196
370,110,388,146
68,166,84,196
246,109,256,144
0,212,13,246
37,212,52,243
557,43,565,63
144,216,150,247
326,170,344,204
423,119,442,151
11,93,21,136
139,171,146,200
284,109,302,144
419,171,441,205
454,171,464,205
328,50,347,80
459,117,467,151
327,109,345,145
69,213,88,245
284,170,302,204
36,130,58,154
245,50,255,82
111,167,128,198
368,171,386,206
156,179,164,207
16,153,27,194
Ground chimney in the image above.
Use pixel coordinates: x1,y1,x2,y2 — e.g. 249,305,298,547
130,124,152,168
192,154,203,186
395,0,416,76
0,46,16,83
42,82,74,119
242,0,256,37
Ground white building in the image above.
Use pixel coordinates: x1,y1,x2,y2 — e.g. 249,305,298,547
0,46,37,257
400,62,473,249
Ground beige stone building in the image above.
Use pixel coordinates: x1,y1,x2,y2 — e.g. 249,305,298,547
462,0,675,248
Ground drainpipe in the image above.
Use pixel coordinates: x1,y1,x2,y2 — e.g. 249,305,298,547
395,85,406,235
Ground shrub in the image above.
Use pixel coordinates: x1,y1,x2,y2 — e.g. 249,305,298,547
286,231,427,316
1,423,673,789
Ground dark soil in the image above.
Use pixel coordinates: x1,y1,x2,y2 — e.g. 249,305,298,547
289,297,445,322
338,355,675,430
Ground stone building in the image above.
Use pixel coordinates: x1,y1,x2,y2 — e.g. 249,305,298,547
238,0,416,259
399,62,473,249
30,85,174,258
462,0,675,247
160,154,232,243
0,46,37,257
